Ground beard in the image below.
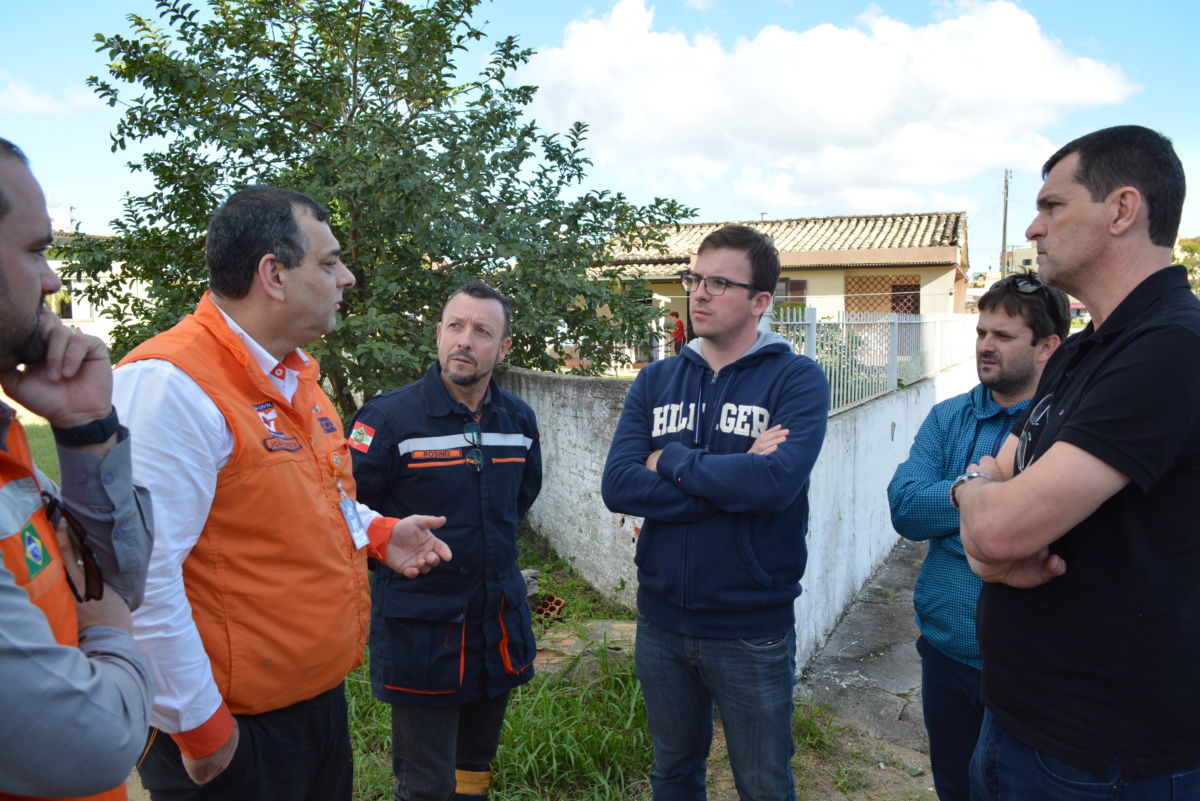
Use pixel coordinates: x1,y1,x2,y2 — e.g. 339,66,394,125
441,349,490,387
978,357,1036,400
0,304,47,372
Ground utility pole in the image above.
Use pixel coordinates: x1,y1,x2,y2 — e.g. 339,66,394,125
999,168,1011,277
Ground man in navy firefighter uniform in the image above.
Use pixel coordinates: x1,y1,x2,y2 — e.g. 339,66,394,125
350,281,541,801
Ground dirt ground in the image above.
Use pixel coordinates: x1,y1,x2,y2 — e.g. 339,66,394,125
706,720,935,801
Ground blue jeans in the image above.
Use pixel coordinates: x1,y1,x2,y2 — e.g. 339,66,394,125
917,635,983,801
390,692,511,801
970,708,1200,800
635,615,797,801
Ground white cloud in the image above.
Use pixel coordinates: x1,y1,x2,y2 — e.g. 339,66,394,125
522,0,1139,218
0,74,101,116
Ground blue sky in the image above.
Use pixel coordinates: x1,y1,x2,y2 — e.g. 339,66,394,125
3,0,1197,272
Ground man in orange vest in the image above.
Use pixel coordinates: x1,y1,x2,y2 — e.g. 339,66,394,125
0,139,154,799
113,185,452,800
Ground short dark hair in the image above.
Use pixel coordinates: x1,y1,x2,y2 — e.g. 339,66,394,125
978,270,1070,343
697,224,780,293
0,137,31,222
206,185,330,299
668,310,679,319
1043,125,1185,247
446,281,512,338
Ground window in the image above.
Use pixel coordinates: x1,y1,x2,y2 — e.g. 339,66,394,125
774,278,808,305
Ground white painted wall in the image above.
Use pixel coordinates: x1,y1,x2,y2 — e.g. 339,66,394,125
500,356,979,669
800,357,977,665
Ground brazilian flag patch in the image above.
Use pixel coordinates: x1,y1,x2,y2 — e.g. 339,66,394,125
22,522,52,579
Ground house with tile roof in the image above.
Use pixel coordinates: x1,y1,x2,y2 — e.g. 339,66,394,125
611,211,970,327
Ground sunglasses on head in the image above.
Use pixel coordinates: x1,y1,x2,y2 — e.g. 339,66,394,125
991,274,1063,332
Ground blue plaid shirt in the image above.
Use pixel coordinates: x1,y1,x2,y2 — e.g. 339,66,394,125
887,384,1030,669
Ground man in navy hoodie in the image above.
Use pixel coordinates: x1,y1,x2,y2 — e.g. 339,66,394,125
602,224,829,801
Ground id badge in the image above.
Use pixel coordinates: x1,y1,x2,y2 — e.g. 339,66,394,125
340,497,370,549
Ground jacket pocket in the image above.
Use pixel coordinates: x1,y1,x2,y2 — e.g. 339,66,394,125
497,584,536,676
372,589,468,695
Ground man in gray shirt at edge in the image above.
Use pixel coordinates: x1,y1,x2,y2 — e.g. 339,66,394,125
0,136,154,799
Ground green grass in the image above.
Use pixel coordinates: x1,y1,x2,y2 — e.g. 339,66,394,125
492,647,652,801
5,402,59,484
346,663,394,799
792,698,843,752
829,762,874,794
347,645,653,801
517,525,635,626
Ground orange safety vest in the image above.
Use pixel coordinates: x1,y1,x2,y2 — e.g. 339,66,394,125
0,415,125,801
119,293,371,715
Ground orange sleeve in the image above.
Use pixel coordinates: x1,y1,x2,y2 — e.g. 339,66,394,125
170,701,236,759
366,515,400,559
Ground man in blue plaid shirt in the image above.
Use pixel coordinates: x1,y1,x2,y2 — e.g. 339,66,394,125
887,272,1069,801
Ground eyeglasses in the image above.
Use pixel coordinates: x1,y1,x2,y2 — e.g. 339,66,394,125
681,273,759,296
991,274,1063,331
463,421,483,473
42,492,104,602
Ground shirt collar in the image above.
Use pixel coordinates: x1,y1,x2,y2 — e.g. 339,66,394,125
1086,264,1188,343
210,300,310,380
974,384,1032,420
422,361,502,418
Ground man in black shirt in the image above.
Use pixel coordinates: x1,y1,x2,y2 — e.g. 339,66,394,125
955,125,1200,799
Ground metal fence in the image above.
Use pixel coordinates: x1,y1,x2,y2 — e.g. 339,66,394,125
771,306,976,413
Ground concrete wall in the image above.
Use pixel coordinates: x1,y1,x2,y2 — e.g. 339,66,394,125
499,356,979,669
499,368,641,605
799,357,976,666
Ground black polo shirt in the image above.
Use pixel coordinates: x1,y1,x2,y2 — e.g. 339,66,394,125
977,265,1200,780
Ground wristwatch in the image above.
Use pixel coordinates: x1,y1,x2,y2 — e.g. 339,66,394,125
950,471,994,509
52,408,119,447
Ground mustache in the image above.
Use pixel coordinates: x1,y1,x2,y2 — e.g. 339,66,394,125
449,349,478,366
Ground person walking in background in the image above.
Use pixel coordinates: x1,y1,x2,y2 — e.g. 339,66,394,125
669,310,685,355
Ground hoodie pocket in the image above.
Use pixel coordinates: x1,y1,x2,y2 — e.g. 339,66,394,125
736,517,775,589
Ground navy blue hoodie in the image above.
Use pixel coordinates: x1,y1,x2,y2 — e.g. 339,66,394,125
602,332,829,638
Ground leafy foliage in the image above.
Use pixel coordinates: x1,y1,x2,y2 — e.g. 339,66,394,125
62,0,692,415
1177,236,1200,296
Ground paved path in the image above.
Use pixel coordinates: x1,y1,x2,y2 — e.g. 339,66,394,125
800,537,928,753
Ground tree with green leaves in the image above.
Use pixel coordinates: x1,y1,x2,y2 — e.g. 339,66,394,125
1177,236,1200,296
62,0,692,416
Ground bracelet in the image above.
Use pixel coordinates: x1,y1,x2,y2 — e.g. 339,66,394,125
950,471,994,509
52,408,119,447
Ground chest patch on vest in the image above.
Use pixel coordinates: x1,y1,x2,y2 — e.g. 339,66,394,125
21,522,51,578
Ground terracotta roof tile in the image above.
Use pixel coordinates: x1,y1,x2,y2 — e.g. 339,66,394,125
614,211,967,263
